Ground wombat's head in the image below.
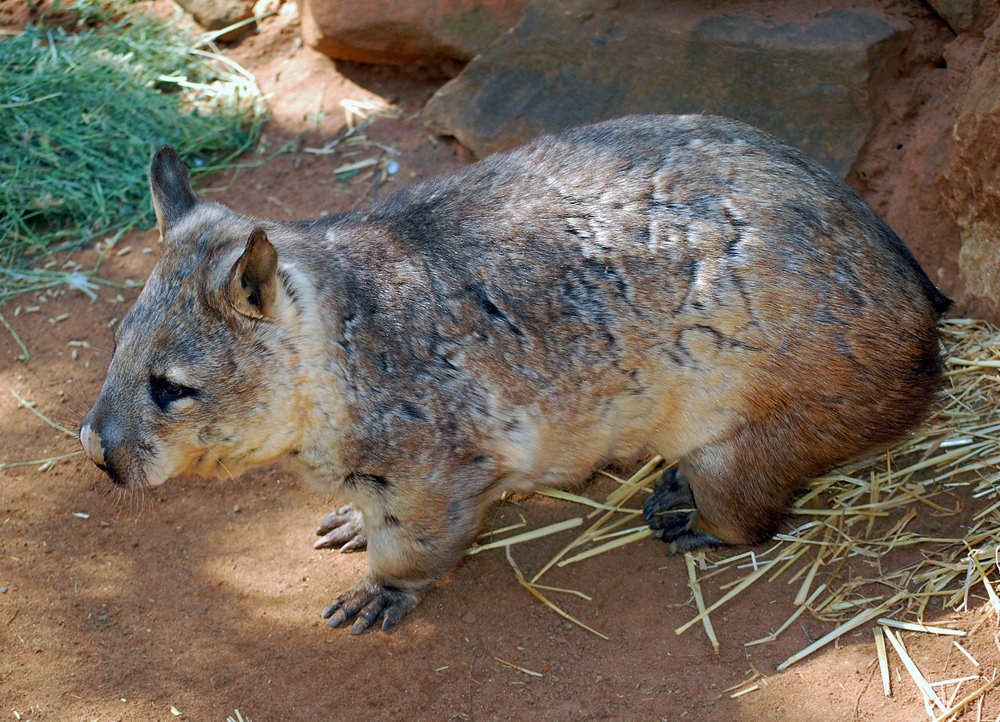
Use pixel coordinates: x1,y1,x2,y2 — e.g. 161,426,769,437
80,147,302,487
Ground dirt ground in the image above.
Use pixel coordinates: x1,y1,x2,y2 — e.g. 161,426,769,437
2,6,999,722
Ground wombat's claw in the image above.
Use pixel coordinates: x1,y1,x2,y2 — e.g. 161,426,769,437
643,467,693,518
314,504,367,552
644,467,723,551
322,582,419,634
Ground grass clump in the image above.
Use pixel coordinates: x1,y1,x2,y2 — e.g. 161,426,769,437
0,0,265,305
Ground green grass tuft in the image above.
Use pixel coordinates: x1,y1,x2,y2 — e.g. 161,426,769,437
0,0,265,306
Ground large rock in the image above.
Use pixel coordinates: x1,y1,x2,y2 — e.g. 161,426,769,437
300,0,530,64
422,0,913,178
926,0,999,34
844,7,1000,322
948,21,1000,319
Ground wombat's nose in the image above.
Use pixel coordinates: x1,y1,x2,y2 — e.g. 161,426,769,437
79,420,106,467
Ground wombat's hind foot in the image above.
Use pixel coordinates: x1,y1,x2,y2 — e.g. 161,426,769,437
314,504,367,552
322,578,421,634
644,468,724,552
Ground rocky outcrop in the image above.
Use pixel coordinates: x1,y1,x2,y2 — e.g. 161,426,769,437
947,23,1000,318
926,0,999,34
846,6,1000,321
422,0,912,179
300,0,529,64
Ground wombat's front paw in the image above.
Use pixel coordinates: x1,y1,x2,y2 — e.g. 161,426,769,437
322,579,421,634
314,504,367,552
644,468,723,552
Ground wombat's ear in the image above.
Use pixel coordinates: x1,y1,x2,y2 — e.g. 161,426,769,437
228,228,278,319
150,146,198,235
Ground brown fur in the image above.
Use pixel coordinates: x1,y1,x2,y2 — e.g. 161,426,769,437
80,115,949,633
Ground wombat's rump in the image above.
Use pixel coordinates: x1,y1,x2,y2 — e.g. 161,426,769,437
80,115,949,633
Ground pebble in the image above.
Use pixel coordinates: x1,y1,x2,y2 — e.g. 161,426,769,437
461,612,477,624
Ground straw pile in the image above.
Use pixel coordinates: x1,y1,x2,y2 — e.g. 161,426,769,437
473,318,1000,714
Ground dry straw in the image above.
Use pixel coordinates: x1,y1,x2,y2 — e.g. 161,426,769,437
472,318,1000,681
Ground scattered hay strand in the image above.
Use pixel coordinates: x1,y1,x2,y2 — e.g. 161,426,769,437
466,517,582,555
557,527,651,567
933,674,981,688
529,458,661,584
536,485,642,513
969,552,1000,620
878,619,966,637
775,593,905,671
686,552,719,654
340,98,400,131
477,517,527,539
953,640,980,667
504,547,608,640
529,583,592,601
301,97,402,204
677,553,797,637
494,657,543,677
882,626,947,714
729,684,759,699
874,626,892,696
744,584,826,648
722,673,761,696
932,674,999,722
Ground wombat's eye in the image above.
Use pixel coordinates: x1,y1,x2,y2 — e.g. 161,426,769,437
150,375,198,410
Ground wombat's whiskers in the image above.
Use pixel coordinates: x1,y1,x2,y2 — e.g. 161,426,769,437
123,477,158,521
84,465,151,523
86,344,113,358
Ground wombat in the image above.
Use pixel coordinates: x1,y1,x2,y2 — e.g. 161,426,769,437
80,115,949,633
